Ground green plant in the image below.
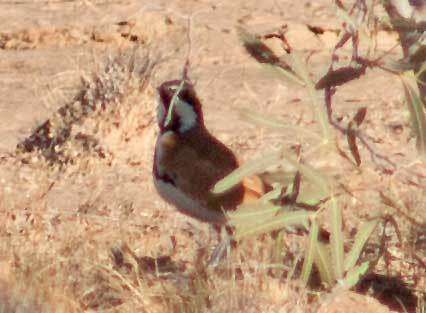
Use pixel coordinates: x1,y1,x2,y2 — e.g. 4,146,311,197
212,0,426,292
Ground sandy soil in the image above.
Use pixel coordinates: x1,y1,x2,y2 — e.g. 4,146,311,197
0,1,424,312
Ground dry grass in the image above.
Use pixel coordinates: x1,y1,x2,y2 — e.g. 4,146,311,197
0,51,315,313
0,2,425,312
1,51,423,312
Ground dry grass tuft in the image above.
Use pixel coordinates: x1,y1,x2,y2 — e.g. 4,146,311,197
0,48,317,312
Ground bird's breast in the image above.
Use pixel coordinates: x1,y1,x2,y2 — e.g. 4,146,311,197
153,175,227,224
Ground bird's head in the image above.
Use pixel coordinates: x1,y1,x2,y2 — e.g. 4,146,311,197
156,79,204,133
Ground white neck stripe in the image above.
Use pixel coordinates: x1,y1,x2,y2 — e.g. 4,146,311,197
175,98,197,132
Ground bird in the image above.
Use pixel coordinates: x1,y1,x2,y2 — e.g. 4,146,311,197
153,77,264,228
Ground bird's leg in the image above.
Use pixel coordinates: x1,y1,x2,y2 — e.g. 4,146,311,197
208,224,234,267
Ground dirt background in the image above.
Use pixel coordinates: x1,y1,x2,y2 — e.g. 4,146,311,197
0,0,424,312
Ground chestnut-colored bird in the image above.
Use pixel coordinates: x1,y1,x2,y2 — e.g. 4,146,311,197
153,78,262,227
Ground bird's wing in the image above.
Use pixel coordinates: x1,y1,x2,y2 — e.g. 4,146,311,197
157,132,243,213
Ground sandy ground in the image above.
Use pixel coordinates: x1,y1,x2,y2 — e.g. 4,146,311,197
0,1,425,312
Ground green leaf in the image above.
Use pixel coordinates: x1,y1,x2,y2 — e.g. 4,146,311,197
344,219,379,271
290,52,331,143
227,203,282,224
382,59,413,74
259,183,284,203
340,261,370,288
281,151,331,196
164,80,185,127
416,61,426,80
211,150,283,194
400,71,426,156
330,197,344,280
229,209,312,240
313,241,334,287
301,219,319,285
292,176,328,206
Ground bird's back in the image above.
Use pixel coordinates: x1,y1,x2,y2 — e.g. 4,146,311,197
153,128,245,223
